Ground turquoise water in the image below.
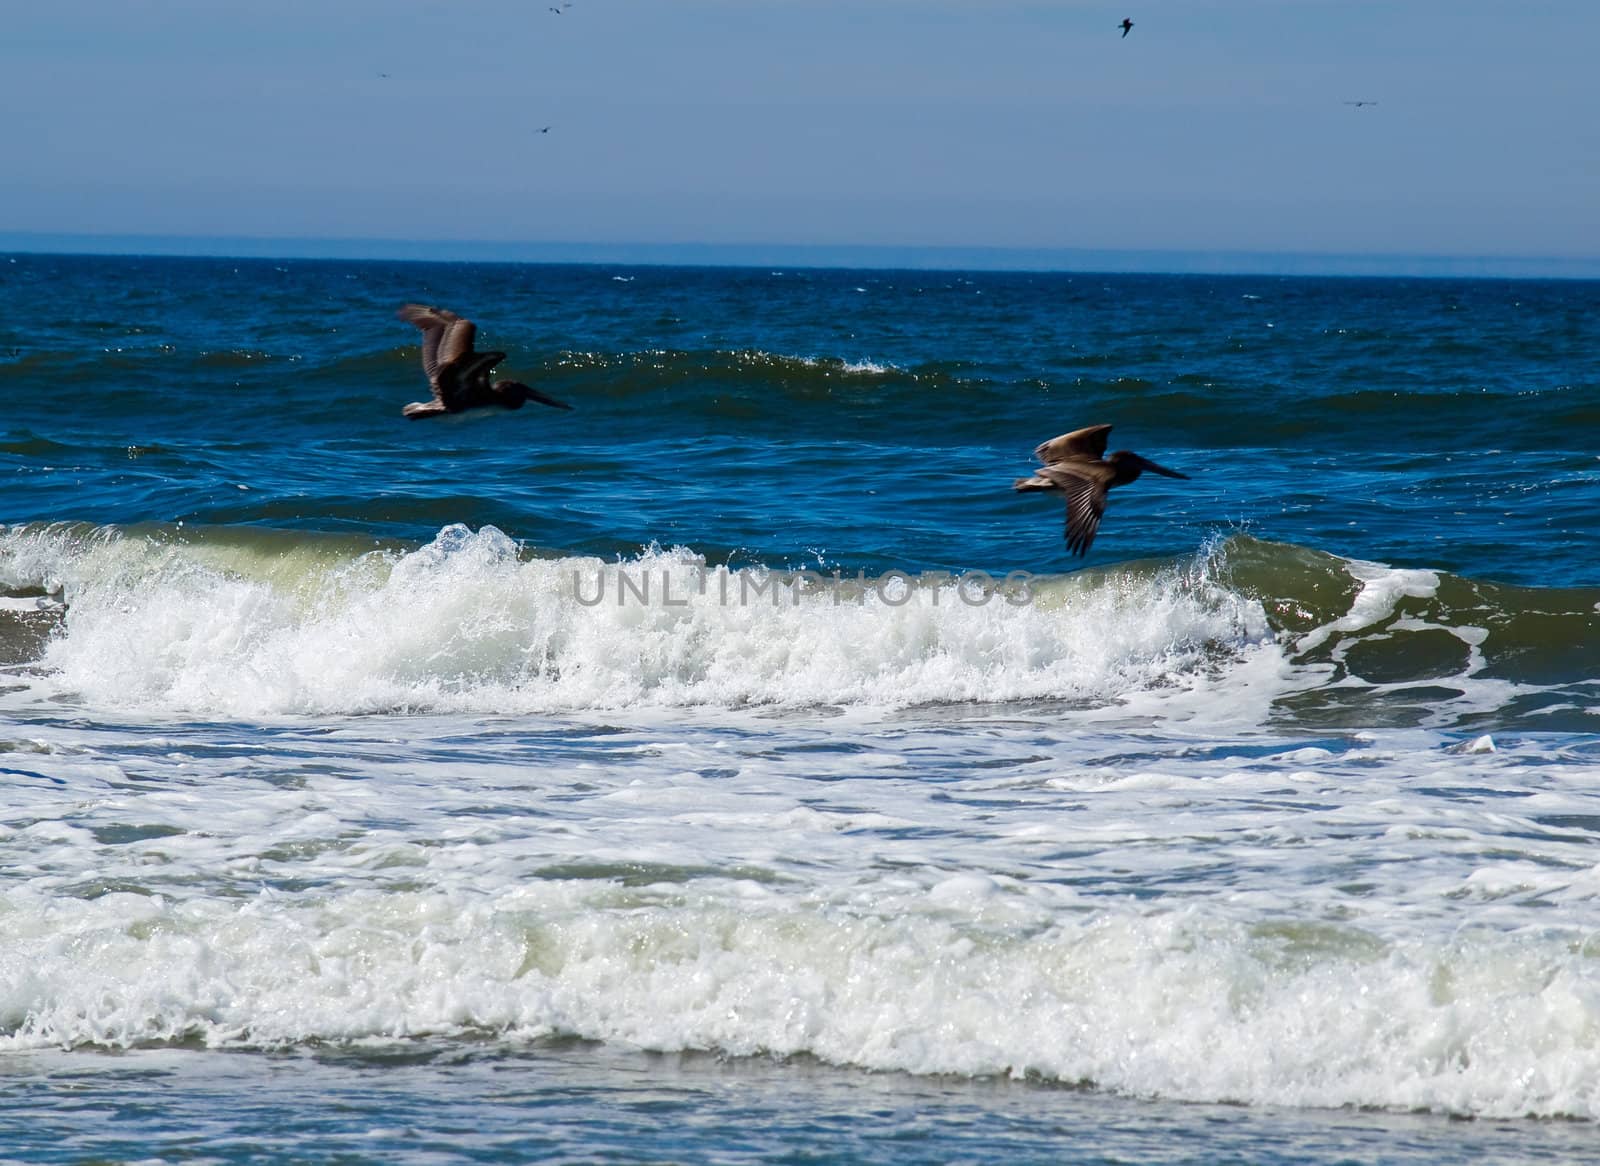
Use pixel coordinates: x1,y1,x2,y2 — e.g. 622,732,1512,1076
2,254,1599,1162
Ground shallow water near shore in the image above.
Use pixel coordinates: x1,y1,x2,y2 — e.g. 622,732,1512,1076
6,1041,1598,1165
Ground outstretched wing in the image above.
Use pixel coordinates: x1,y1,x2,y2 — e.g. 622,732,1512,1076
436,315,477,371
1037,463,1111,556
397,304,478,396
1034,424,1112,465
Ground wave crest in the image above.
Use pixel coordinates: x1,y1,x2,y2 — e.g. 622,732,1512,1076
0,523,1268,717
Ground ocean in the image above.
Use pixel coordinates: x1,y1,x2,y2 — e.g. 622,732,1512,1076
2,252,1598,1163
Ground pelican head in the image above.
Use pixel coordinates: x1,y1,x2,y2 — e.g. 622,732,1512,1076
496,380,574,411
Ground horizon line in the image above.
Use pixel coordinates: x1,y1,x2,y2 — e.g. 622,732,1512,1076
4,231,1599,281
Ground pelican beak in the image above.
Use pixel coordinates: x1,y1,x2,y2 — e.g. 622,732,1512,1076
1139,457,1189,479
526,387,574,410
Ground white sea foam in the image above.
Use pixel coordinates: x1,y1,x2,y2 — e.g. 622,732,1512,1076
1293,558,1441,654
1,880,1597,1118
837,358,897,375
3,683,1599,1120
7,522,1598,1122
1,523,1274,718
785,352,902,376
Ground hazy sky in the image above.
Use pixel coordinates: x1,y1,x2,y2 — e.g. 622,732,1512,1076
3,1,1597,266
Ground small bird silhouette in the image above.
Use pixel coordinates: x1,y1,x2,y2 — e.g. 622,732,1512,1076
1119,18,1134,37
1014,425,1187,555
536,126,552,134
1343,100,1378,108
396,304,573,419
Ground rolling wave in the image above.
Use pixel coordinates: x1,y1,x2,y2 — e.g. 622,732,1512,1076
3,881,1596,1119
1,523,1593,725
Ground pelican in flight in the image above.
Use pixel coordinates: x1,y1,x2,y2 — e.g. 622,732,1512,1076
1014,425,1188,555
396,304,572,419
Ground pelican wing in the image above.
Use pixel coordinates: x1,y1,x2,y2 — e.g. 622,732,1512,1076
397,303,470,393
1037,463,1111,556
436,315,478,370
1035,424,1112,465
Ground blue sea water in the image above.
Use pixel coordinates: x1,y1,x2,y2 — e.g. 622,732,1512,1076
2,253,1600,1163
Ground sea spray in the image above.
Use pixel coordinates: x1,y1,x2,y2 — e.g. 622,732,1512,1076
3,523,1269,717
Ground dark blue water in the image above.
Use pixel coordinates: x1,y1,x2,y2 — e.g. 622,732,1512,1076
5,254,1597,582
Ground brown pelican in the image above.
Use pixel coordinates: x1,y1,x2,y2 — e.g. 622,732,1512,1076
396,304,572,419
1119,18,1134,36
1014,425,1188,555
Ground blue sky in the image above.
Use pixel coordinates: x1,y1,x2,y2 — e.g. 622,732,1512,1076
3,1,1597,271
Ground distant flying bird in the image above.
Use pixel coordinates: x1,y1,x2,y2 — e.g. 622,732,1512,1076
396,304,573,419
536,126,552,134
1119,18,1133,37
1343,100,1378,108
1014,425,1188,555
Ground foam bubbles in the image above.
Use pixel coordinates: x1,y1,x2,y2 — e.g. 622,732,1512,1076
5,524,1273,718
2,883,1598,1119
1294,558,1440,653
